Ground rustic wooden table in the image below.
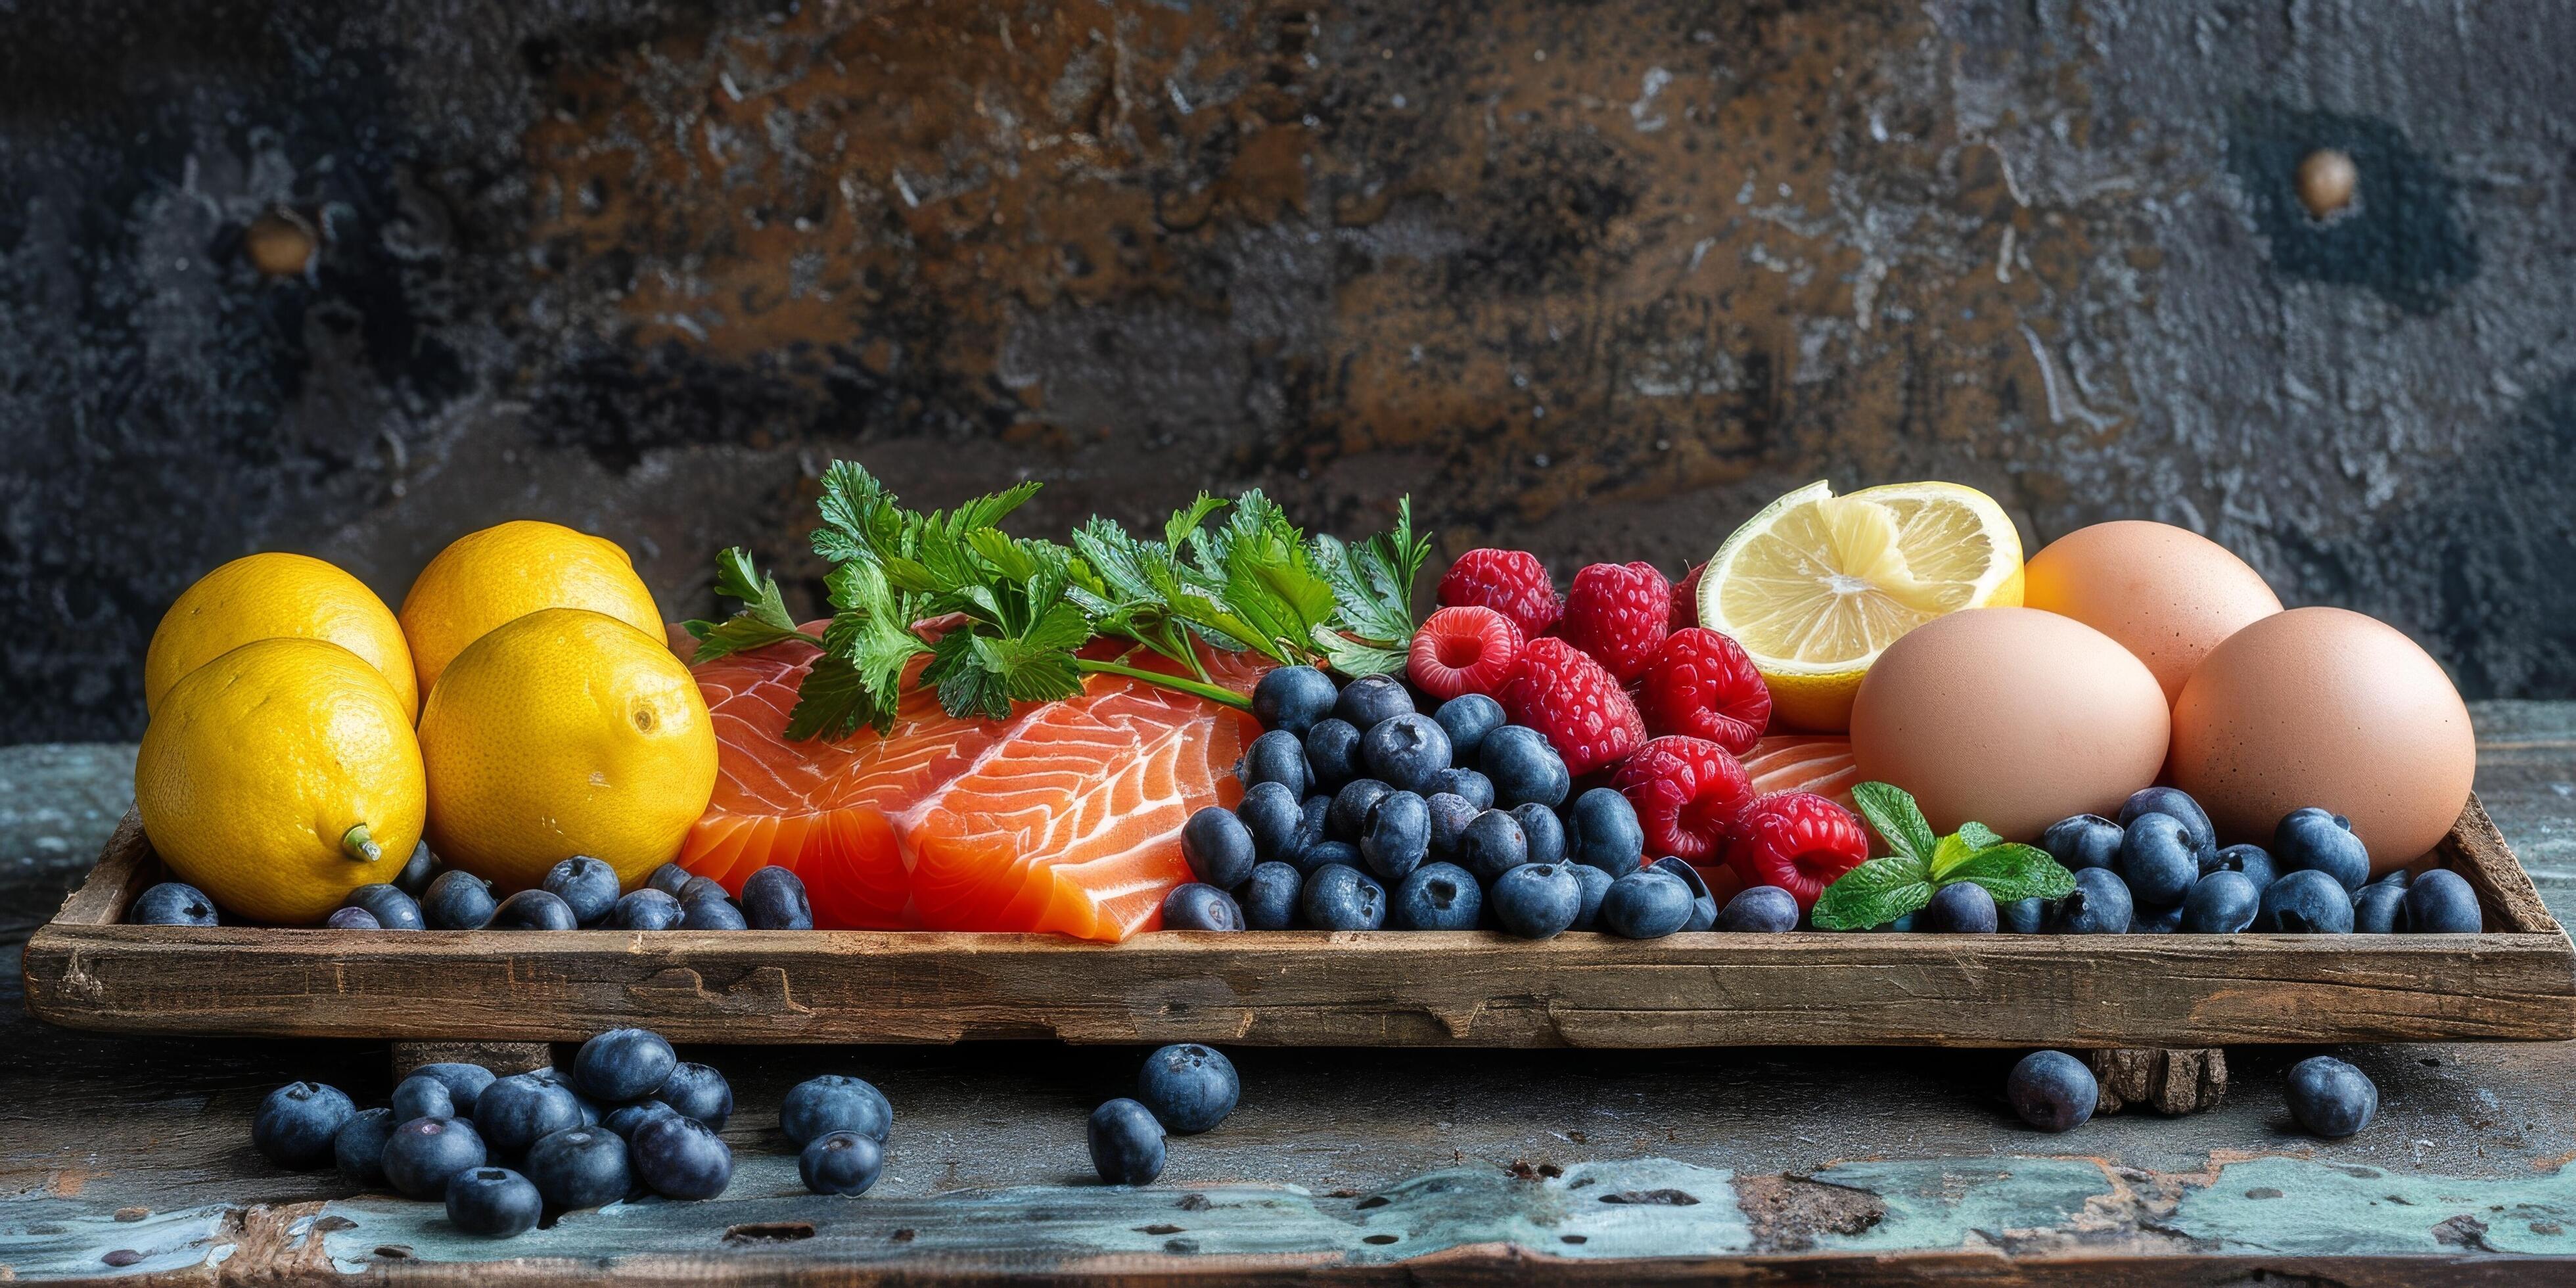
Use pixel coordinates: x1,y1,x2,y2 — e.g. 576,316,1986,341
5,703,2573,1284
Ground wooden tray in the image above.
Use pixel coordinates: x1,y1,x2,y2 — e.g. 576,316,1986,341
22,797,2574,1049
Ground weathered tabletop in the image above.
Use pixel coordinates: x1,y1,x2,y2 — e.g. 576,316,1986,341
5,704,2573,1284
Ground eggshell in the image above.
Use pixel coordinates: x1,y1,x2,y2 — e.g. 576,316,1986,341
2170,607,2473,873
1849,607,2170,840
2023,520,2282,704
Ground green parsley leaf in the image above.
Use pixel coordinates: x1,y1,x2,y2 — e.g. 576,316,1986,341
681,547,809,663
1310,497,1433,650
1310,627,1409,678
1808,854,1937,931
1940,843,2079,903
1850,781,1939,865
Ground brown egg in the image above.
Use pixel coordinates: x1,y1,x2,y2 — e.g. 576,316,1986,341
2171,607,2474,872
2023,520,2282,704
1850,607,2170,840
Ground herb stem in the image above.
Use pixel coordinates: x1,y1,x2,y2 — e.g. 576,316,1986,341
1074,658,1254,710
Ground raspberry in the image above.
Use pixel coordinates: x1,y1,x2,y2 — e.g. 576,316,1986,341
1437,549,1560,640
1722,791,1869,911
1672,561,1704,629
1498,637,1645,776
1639,628,1772,754
1408,606,1525,700
1560,562,1670,682
1609,735,1753,865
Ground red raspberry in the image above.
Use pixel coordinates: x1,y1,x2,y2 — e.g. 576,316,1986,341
1499,637,1646,775
1609,735,1754,865
1639,628,1772,754
1437,549,1560,639
1722,792,1870,911
1672,561,1704,629
1408,606,1525,699
1560,562,1670,682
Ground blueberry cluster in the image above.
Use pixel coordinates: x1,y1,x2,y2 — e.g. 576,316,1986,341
1170,666,1768,940
1088,1043,1243,1185
2004,1047,2378,1139
250,1028,897,1237
2008,788,2484,936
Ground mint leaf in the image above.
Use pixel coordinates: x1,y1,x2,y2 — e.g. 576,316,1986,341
1956,821,2004,852
1927,831,1978,880
1808,854,1935,931
1850,781,1939,865
1941,844,2079,902
1310,626,1408,678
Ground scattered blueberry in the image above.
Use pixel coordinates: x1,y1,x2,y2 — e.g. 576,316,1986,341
781,1074,891,1145
1088,1097,1166,1185
1600,869,1695,939
2039,814,2123,871
394,840,440,896
327,907,382,929
2118,787,2217,860
2117,814,2200,908
2207,843,2278,891
1490,862,1582,939
1300,863,1387,931
382,1116,488,1199
1435,766,1496,810
2006,1050,2097,1132
1182,808,1258,890
800,1131,886,1197
1714,885,1801,933
1649,858,1719,931
1455,809,1530,883
2179,871,2262,933
253,1082,356,1169
1242,781,1310,860
1161,883,1245,931
631,1114,733,1199
475,1073,585,1153
1241,728,1312,794
421,869,497,930
573,1028,678,1102
1333,674,1415,731
405,1063,495,1116
2403,868,2481,934
2000,896,2048,934
2258,869,2356,933
334,1108,397,1187
489,888,579,931
608,887,685,931
1138,1043,1239,1134
601,1100,680,1140
2048,867,2134,934
1302,719,1364,791
392,1073,458,1123
1254,665,1339,736
1565,788,1646,876
1392,862,1483,931
656,1062,734,1130
2275,807,2370,892
681,894,748,931
1565,860,1613,931
342,883,426,931
2286,1055,2378,1138
1922,882,1998,933
529,1066,605,1127
2351,879,2409,933
1362,713,1452,794
446,1166,542,1237
1425,792,1481,855
1480,725,1569,810
1240,862,1302,930
524,1126,632,1209
129,881,219,927
1294,839,1363,876
1433,694,1507,760
647,863,695,898
541,856,621,927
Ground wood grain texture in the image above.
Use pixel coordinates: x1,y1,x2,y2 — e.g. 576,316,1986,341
26,800,2574,1049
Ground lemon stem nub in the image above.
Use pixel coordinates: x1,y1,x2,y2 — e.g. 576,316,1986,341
341,823,382,863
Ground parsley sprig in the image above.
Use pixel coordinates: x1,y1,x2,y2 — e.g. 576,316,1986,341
1807,782,2079,931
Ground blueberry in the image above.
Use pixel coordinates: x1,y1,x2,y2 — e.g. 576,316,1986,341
1363,714,1454,795
445,1166,541,1237
1242,780,1310,860
524,1126,632,1209
1649,857,1719,931
1714,885,1801,933
129,881,220,926
2119,787,2217,861
574,1027,678,1102
2207,843,2278,891
608,887,685,930
781,1074,890,1145
1511,803,1567,867
1088,1097,1166,1185
630,1114,732,1199
1138,1043,1239,1134
1565,860,1613,931
342,883,426,931
801,1130,886,1196
1456,809,1530,883
1172,810,1254,894
2255,869,2355,933
1300,863,1387,930
475,1072,585,1153
383,1116,488,1199
2178,871,2261,933
1425,792,1481,855
422,869,497,929
1240,862,1302,929
327,907,382,929
394,840,440,896
1360,790,1432,882
1599,869,1695,938
1490,862,1582,939
542,856,621,927
741,865,814,929
1922,882,1998,933
679,875,728,905
1392,861,1483,931
656,1062,733,1129
2117,814,2200,908
2371,868,2413,889
2039,815,2123,872
2129,902,2184,933
2047,867,2133,934
1433,693,1507,760
1325,779,1393,842
1565,788,1645,876
1241,728,1312,794
1254,665,1339,736
1435,767,1497,810
489,888,578,931
2403,868,2481,933
527,1066,606,1126
1161,882,1245,931
393,1073,459,1122
601,1100,679,1139
1333,674,1415,731
2000,896,2048,934
2351,879,2409,933
1293,839,1363,877
681,894,748,931
1481,725,1570,809
2006,1050,2097,1132
334,1108,398,1187
1302,719,1364,791
2286,1055,2378,1138
2275,807,2370,892
253,1082,356,1169
403,1063,494,1116
647,863,695,898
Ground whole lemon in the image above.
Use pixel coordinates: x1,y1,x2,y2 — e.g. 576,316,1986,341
417,607,716,890
135,638,427,924
398,520,663,699
145,552,418,721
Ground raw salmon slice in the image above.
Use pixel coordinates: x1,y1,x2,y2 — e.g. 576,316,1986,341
1742,735,1858,808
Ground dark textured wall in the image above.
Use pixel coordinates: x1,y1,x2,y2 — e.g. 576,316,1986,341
5,0,2573,742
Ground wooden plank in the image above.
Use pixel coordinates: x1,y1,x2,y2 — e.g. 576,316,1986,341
2436,794,2565,934
46,808,148,927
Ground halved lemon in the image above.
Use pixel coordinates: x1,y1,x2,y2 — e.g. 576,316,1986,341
1697,480,2024,731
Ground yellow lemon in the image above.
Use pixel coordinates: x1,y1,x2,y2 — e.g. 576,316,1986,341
398,520,663,699
417,607,716,890
1697,480,2023,731
135,638,427,924
145,552,417,721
